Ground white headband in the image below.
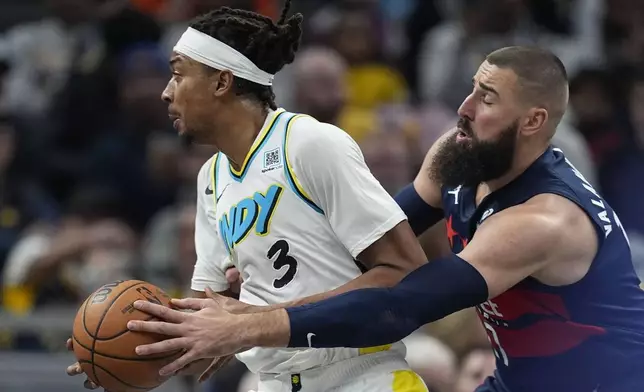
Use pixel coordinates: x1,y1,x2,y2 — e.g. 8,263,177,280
173,27,274,86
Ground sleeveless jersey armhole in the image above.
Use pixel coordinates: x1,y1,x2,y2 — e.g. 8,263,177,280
281,114,324,215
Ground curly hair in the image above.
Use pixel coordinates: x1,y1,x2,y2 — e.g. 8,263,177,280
189,0,303,110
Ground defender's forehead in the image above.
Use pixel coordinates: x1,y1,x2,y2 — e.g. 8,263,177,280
473,61,518,95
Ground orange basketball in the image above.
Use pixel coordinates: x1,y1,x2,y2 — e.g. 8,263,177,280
72,280,181,392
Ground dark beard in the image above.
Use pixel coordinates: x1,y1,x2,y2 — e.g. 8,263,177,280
430,119,519,188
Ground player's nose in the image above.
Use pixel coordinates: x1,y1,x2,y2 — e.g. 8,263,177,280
457,93,475,120
161,84,173,103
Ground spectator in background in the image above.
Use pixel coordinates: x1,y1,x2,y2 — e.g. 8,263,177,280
568,68,626,167
141,143,215,296
41,4,163,203
360,106,418,193
453,347,497,392
602,0,644,68
600,72,644,239
403,332,457,392
0,0,104,117
2,185,136,314
0,116,59,271
0,55,10,112
418,0,602,112
288,46,347,126
329,6,408,142
551,115,599,188
84,43,177,230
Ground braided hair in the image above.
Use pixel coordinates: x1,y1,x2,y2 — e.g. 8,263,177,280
190,0,303,110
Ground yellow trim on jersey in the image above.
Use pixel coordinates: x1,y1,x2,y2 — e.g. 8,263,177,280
229,108,286,180
392,370,428,392
210,153,220,206
283,114,324,214
359,344,393,356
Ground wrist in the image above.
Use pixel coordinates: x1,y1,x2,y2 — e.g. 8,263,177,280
237,309,290,348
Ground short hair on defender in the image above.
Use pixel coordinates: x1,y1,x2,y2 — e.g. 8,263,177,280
486,46,569,128
189,0,303,110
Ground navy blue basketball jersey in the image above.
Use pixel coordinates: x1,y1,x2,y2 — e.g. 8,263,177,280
441,146,644,392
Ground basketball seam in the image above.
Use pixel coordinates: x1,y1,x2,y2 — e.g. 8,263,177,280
72,334,180,362
77,360,154,390
82,280,144,338
86,281,146,388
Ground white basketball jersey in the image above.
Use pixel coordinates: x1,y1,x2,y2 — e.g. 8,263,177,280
191,108,407,375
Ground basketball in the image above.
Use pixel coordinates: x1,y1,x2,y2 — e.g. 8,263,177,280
72,280,181,392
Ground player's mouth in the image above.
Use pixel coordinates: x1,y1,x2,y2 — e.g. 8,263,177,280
168,114,182,131
456,128,472,142
456,118,473,142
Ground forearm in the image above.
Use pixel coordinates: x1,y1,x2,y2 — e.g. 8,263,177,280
252,265,408,313
394,183,444,236
232,255,488,349
284,254,488,349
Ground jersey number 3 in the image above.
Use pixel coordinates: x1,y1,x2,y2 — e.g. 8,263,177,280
267,240,298,289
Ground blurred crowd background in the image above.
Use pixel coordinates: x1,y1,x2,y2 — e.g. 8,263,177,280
0,0,642,391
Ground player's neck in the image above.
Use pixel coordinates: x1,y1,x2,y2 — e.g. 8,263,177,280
213,103,269,171
484,144,549,193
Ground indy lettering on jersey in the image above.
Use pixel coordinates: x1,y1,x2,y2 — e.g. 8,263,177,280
219,184,284,253
555,148,613,238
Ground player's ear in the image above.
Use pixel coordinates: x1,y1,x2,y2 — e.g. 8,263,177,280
521,107,548,136
212,70,234,98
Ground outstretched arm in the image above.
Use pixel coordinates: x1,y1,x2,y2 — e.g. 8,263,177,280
127,195,596,375
234,194,597,349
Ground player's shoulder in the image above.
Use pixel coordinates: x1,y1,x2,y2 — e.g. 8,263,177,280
487,193,595,254
196,153,220,187
285,112,358,153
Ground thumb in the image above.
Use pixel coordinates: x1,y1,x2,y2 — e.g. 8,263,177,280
225,267,240,284
170,297,211,311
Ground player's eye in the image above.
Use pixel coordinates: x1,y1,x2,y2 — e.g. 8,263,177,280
480,93,492,105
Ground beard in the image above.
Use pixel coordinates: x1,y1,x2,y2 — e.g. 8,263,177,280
430,118,519,188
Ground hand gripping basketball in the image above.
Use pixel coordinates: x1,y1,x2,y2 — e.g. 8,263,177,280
66,338,101,390
127,288,249,376
65,337,223,389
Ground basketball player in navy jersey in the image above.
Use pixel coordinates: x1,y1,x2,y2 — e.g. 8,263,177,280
129,46,644,391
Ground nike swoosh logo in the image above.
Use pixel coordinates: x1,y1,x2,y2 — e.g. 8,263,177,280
306,333,316,348
205,185,214,195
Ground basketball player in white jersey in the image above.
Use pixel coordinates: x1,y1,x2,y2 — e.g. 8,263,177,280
66,3,429,391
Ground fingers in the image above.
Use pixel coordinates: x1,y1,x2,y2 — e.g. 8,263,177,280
83,378,99,389
170,297,210,311
159,351,199,377
133,301,186,323
66,338,73,351
66,362,83,376
226,267,242,294
225,267,240,284
66,362,99,390
134,337,191,356
127,319,183,337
